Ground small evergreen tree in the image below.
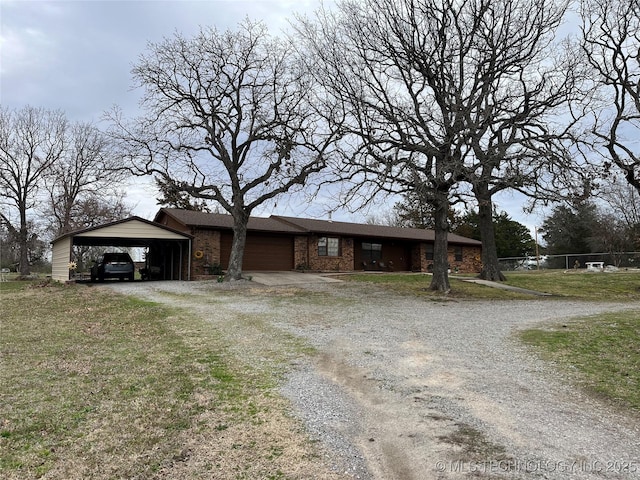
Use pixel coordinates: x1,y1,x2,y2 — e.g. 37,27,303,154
540,202,599,255
454,210,535,258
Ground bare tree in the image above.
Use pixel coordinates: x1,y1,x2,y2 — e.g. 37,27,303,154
600,177,640,230
155,176,211,212
461,0,578,281
297,0,479,291
0,106,67,276
43,121,127,237
108,20,340,280
591,212,635,266
298,0,573,288
580,0,640,192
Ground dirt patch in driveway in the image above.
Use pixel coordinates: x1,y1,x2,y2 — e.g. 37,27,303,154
106,280,640,479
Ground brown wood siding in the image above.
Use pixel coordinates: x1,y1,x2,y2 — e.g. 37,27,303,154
384,242,412,271
354,240,412,271
220,232,294,271
161,215,191,233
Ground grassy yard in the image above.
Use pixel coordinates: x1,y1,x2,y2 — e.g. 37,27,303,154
503,269,640,300
340,269,640,301
521,310,640,412
0,281,339,480
338,273,532,299
1,272,638,477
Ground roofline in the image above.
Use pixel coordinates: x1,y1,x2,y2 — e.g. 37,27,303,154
154,208,191,226
51,216,194,245
155,208,307,234
270,215,482,245
153,208,481,246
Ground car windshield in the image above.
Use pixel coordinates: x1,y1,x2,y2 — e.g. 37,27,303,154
103,254,132,262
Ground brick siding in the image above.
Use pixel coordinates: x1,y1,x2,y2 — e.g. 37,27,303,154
191,228,221,275
294,236,309,270
307,236,355,271
187,227,481,276
412,243,481,273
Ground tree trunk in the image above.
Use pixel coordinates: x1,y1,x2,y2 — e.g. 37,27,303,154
18,212,30,277
429,189,451,292
476,188,506,282
225,208,249,281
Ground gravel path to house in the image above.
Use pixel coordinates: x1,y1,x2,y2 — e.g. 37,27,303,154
103,280,640,480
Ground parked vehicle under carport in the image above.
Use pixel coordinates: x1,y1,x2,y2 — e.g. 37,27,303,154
90,252,135,282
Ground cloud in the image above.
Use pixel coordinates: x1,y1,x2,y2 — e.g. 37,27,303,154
0,0,547,227
0,0,64,82
0,0,320,120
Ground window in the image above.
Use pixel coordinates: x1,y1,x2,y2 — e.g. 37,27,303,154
425,243,434,261
362,242,382,263
454,246,463,262
318,237,340,256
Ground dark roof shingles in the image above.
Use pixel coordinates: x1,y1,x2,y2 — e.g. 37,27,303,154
158,209,306,233
157,208,481,245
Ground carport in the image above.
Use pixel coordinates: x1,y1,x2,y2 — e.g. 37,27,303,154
51,216,193,282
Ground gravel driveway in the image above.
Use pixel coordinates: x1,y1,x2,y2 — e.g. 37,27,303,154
104,280,640,480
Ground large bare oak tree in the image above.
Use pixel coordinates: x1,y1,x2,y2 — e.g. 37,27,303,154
298,0,474,291
580,0,640,193
108,20,340,280
460,0,577,281
298,0,575,288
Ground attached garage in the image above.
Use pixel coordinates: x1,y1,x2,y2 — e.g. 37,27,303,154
152,208,483,276
154,208,306,275
220,233,294,271
51,217,192,283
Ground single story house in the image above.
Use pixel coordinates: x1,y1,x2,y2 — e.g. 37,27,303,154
154,208,482,278
50,209,482,282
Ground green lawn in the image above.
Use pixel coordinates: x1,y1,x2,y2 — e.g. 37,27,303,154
1,272,638,477
503,270,640,300
521,310,640,412
340,269,640,301
0,281,330,479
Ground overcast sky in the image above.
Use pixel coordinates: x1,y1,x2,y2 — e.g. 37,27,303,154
0,0,546,232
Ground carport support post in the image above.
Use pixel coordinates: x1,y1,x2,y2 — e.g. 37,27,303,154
187,239,191,280
68,238,73,282
178,242,182,280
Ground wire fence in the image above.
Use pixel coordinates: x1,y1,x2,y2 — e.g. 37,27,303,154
498,252,640,271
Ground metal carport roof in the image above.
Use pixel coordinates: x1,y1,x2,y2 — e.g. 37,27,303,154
50,216,193,282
